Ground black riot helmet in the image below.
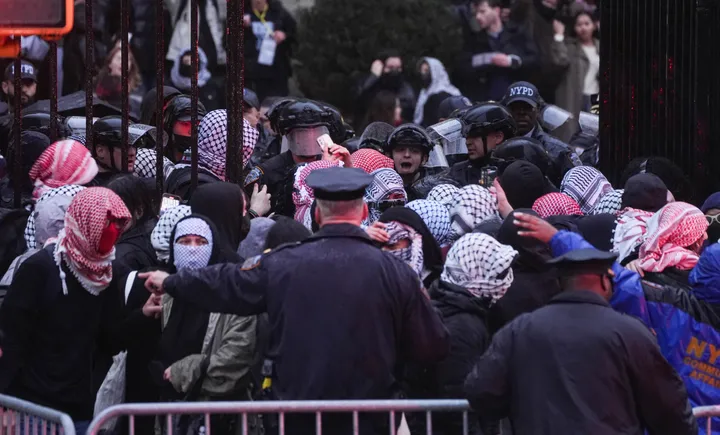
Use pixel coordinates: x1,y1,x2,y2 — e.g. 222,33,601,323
461,103,516,155
92,116,127,172
163,95,207,155
385,124,434,155
277,99,333,135
491,137,553,177
14,111,70,141
317,102,354,144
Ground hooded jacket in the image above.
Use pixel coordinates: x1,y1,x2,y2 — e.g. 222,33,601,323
551,230,720,430
189,182,245,251
414,57,461,127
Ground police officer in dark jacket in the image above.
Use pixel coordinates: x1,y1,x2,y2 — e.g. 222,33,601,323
141,167,449,434
501,81,580,183
449,103,516,187
244,100,335,217
464,242,698,435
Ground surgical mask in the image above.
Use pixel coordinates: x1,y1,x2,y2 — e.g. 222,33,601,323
173,244,212,270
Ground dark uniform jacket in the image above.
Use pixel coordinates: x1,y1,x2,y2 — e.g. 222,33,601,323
464,290,698,435
449,156,491,187
162,224,448,433
530,124,580,185
244,151,297,216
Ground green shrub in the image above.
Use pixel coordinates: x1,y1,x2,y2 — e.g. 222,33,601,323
294,0,462,117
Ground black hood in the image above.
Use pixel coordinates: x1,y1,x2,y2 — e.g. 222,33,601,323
431,280,489,319
497,209,553,272
189,182,245,251
140,86,181,125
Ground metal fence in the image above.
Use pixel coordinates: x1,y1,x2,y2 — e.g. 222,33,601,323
87,399,472,435
6,0,246,208
0,394,76,435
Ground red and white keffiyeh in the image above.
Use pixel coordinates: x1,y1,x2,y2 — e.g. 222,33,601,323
28,140,98,200
532,193,584,218
350,149,394,174
293,160,341,229
638,202,709,272
54,187,131,295
612,207,653,263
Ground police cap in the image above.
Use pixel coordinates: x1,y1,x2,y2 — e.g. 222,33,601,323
547,248,617,276
502,81,542,108
306,167,373,201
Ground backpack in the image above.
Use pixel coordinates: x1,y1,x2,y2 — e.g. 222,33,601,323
164,166,221,202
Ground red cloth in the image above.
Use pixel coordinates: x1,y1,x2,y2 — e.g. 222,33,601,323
54,187,131,295
29,140,98,200
532,193,583,218
350,149,394,174
638,202,709,272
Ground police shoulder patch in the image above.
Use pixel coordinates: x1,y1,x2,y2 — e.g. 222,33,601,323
240,255,263,270
244,166,265,187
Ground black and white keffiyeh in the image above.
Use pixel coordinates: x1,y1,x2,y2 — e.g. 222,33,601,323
449,185,499,242
427,184,460,210
197,110,229,180
560,166,613,214
364,168,406,225
134,147,175,180
173,217,213,270
384,221,424,277
406,199,451,245
441,233,517,303
151,204,192,262
25,184,85,250
593,189,624,215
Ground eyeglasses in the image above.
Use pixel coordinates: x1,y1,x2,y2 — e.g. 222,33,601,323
706,214,720,226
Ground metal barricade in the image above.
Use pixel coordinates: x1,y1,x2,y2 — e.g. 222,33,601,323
88,399,472,435
0,394,76,435
694,405,720,434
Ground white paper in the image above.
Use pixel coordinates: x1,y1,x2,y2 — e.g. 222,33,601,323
258,36,277,66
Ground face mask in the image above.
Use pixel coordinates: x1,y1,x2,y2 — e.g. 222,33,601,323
173,244,213,270
381,70,403,89
388,245,413,264
179,63,193,78
173,134,194,153
98,222,121,255
420,73,432,88
708,223,720,244
95,75,122,98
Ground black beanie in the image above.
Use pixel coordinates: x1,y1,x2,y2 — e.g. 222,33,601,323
500,160,547,209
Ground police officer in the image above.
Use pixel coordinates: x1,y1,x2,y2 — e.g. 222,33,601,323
89,116,137,186
244,99,338,217
141,166,449,434
449,102,516,186
162,95,207,163
501,81,581,178
465,212,698,434
1,60,38,109
491,137,558,187
385,124,435,192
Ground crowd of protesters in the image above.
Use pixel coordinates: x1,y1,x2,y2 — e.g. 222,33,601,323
0,0,718,434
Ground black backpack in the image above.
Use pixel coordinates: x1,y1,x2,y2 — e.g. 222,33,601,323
164,166,221,202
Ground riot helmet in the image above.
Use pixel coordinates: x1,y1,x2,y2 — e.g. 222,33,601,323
266,98,295,134
15,111,70,141
318,102,354,144
359,122,394,153
277,100,333,157
92,116,136,173
461,103,516,158
491,137,553,177
438,95,472,121
385,124,434,155
163,95,207,158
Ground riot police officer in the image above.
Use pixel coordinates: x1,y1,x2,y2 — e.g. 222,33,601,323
501,82,581,179
163,95,207,163
491,137,558,187
449,103,516,187
244,99,334,217
89,116,137,186
249,97,295,166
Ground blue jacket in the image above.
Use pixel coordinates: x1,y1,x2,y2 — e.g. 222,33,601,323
551,230,720,432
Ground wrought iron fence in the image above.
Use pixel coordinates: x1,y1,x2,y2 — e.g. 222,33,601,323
6,0,246,207
0,394,76,435
87,399,472,435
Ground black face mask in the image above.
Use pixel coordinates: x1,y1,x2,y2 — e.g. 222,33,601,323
708,223,720,244
179,64,193,78
380,70,403,90
420,73,432,88
173,134,194,153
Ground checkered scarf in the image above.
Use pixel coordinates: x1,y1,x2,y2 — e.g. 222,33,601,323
134,147,175,180
449,185,499,242
594,189,624,215
54,188,131,295
427,184,460,210
197,110,258,178
151,204,192,263
638,202,709,272
532,193,583,218
560,166,613,214
612,207,653,263
25,185,85,250
350,149,394,174
173,217,213,270
406,199,451,245
293,160,341,229
441,233,517,302
28,140,98,200
384,221,424,277
364,168,407,225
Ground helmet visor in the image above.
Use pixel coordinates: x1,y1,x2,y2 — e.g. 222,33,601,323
579,112,600,136
539,105,573,132
425,144,449,168
284,126,329,157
